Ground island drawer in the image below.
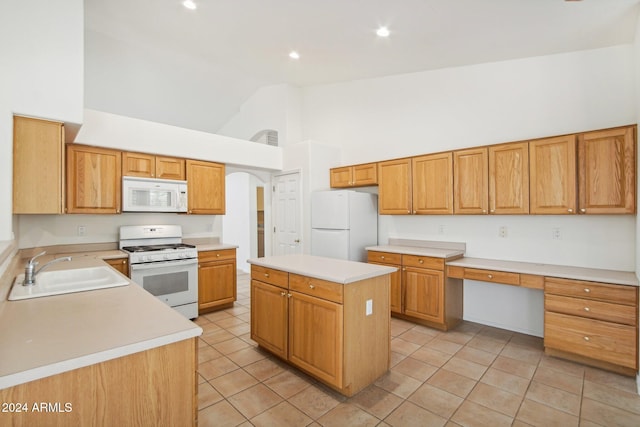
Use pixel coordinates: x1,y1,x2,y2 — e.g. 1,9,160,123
289,274,343,303
367,251,402,265
199,249,236,262
545,294,637,326
402,255,443,270
251,265,288,289
544,311,637,369
463,268,520,286
545,278,637,305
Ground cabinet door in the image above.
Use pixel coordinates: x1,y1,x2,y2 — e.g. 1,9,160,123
330,167,352,188
156,156,186,181
404,267,444,324
454,148,488,214
489,142,529,214
66,145,122,214
529,135,577,214
251,280,288,359
378,158,412,215
186,160,225,214
105,258,129,277
198,258,237,313
13,116,65,214
578,126,636,214
352,163,378,186
288,291,343,388
122,152,155,178
412,152,453,214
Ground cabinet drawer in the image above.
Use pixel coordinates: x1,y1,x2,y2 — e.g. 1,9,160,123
545,294,637,326
289,274,343,304
402,255,444,270
464,268,520,286
367,251,402,265
544,312,637,369
199,249,236,262
251,265,289,289
545,278,637,306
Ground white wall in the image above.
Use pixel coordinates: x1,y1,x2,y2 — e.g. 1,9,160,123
219,84,303,147
0,0,84,242
300,45,638,336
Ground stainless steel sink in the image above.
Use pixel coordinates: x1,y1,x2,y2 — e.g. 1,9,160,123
9,266,130,301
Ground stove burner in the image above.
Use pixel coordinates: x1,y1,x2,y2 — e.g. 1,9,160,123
122,243,196,253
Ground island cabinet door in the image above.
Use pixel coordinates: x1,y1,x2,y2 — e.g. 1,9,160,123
288,291,344,389
251,280,288,359
403,267,444,324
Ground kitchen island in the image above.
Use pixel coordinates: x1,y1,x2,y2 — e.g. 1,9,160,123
0,253,202,426
248,254,396,397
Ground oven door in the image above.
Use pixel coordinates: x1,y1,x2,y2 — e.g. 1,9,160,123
130,258,198,307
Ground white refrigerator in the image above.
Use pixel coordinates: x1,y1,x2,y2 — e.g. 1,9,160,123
311,190,378,262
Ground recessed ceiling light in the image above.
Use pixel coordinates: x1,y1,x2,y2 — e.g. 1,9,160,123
376,27,390,38
289,51,300,60
183,0,197,10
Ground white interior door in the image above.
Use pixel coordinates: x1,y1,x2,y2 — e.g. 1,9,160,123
272,171,302,255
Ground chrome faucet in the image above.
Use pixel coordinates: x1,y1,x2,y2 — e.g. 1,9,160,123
23,251,72,286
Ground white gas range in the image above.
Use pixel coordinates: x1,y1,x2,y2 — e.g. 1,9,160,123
119,225,198,319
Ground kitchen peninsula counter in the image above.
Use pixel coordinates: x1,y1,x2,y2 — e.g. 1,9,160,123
248,254,395,396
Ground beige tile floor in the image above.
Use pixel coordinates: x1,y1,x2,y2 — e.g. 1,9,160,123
194,272,640,426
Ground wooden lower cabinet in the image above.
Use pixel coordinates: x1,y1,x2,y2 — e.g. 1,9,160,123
544,277,638,376
367,251,462,331
0,339,197,427
250,266,390,396
104,258,129,277
198,249,237,314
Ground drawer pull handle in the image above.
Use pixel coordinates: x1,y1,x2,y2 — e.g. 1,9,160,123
264,273,270,278
584,336,590,341
488,274,493,279
287,293,292,298
584,288,591,293
584,307,590,312
309,284,315,289
568,208,573,213
381,256,385,260
280,291,286,297
580,208,586,213
216,253,220,257
419,259,424,264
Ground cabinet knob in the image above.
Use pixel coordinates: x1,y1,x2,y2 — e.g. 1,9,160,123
482,209,487,213
413,210,417,214
418,259,424,264
488,274,493,279
407,210,410,213
309,284,315,289
280,291,286,297
568,208,573,213
123,260,127,264
381,256,385,260
287,293,292,298
584,307,590,312
216,253,220,257
584,336,590,342
264,273,270,278
490,209,495,213
580,208,586,213
584,288,591,293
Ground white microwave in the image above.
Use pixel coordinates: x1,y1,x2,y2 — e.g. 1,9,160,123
122,176,188,213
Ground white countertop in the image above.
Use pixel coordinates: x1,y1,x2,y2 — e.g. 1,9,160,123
0,253,202,390
447,257,639,287
367,245,464,259
248,254,397,284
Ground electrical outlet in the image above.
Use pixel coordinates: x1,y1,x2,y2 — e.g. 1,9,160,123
365,299,373,316
499,226,508,238
438,225,446,235
552,227,562,240
77,225,86,236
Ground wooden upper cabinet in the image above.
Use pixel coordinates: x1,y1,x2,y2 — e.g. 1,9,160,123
578,125,636,214
66,144,122,214
489,142,529,214
330,163,377,188
13,116,65,214
454,148,488,214
529,135,577,214
186,159,225,214
412,152,453,214
122,152,185,180
377,158,412,214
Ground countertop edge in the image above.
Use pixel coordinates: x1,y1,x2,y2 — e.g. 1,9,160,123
366,245,465,259
0,326,202,390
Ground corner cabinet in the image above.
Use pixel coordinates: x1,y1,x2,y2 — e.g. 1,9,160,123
250,265,390,396
198,249,237,314
66,144,122,214
577,125,636,214
13,116,66,214
105,258,129,277
122,151,186,181
186,160,225,214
